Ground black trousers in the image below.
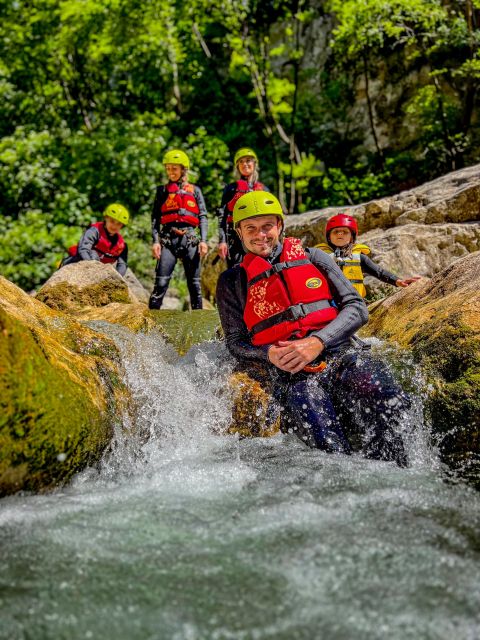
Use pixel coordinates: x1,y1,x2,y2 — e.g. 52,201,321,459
274,348,410,466
149,233,202,310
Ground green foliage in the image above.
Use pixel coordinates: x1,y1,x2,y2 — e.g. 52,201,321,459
1,0,480,290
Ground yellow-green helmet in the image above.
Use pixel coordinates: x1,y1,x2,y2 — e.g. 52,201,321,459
163,149,190,169
233,191,284,227
103,203,130,225
234,147,258,165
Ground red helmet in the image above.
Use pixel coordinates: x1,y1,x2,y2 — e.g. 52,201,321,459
325,213,358,245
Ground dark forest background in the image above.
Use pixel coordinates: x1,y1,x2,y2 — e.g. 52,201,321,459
1,0,479,289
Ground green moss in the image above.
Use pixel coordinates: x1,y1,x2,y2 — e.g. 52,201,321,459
148,309,221,355
405,315,480,466
0,308,117,495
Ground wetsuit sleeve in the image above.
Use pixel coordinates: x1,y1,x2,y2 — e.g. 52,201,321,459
151,186,166,244
194,186,208,242
216,267,271,363
115,244,128,277
361,254,399,286
218,184,236,244
307,248,369,351
77,227,102,261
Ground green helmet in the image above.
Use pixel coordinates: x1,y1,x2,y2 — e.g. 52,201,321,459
163,149,190,169
234,147,258,165
103,203,130,226
233,191,284,227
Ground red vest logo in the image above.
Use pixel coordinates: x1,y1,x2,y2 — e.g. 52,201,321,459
305,277,322,288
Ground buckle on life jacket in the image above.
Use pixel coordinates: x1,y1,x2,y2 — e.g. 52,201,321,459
285,303,310,321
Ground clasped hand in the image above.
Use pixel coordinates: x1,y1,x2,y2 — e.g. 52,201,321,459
267,336,324,374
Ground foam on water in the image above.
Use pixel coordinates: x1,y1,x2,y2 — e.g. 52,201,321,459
1,325,479,640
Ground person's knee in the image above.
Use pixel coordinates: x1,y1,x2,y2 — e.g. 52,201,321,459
155,275,171,289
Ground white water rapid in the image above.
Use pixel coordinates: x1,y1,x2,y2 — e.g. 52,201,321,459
1,325,479,640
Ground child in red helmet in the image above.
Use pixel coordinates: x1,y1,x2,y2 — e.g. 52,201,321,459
316,214,420,297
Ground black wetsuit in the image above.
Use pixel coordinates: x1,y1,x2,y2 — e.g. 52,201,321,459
149,182,208,310
62,225,128,276
218,181,270,268
216,243,409,465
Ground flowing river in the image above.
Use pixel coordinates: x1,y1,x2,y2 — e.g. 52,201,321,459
1,326,479,640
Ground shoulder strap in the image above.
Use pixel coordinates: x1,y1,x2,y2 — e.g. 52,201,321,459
315,243,333,253
247,259,311,287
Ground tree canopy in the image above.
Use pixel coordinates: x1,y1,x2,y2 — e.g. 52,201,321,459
1,0,479,289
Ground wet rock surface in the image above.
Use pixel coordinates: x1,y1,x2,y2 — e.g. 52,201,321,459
0,277,129,496
360,252,480,482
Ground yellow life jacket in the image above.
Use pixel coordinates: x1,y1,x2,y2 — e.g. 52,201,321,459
315,243,371,297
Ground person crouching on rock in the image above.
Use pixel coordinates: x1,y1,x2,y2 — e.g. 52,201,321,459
149,149,208,310
62,203,129,276
316,214,420,298
216,191,410,466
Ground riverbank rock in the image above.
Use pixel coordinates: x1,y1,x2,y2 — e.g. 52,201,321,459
361,222,480,298
35,262,148,312
360,252,480,481
0,277,129,496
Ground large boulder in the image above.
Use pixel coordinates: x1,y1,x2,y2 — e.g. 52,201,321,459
0,277,128,496
359,252,480,480
35,262,148,312
361,222,480,298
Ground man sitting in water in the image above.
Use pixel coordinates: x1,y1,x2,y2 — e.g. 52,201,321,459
216,191,409,466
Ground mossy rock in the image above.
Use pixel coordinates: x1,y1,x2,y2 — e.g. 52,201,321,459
35,262,136,313
227,366,280,439
360,252,480,480
0,276,128,496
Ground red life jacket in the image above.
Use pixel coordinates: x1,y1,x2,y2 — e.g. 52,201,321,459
68,222,126,264
226,180,266,223
241,237,338,346
160,182,200,227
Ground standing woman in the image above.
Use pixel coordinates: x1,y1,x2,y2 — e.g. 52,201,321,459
217,147,269,268
149,149,208,310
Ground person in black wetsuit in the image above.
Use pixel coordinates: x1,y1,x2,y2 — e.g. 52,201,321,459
216,192,410,466
61,203,129,276
149,149,208,310
316,213,420,297
217,147,270,268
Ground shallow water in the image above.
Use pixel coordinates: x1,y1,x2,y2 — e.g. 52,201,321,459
1,328,479,640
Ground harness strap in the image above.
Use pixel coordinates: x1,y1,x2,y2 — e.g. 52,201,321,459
251,300,333,336
349,279,364,284
247,259,311,287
